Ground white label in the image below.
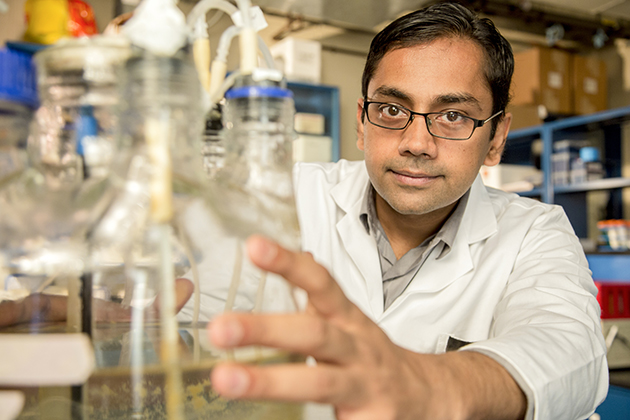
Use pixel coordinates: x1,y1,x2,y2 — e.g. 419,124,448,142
583,77,599,95
231,6,268,31
548,71,563,89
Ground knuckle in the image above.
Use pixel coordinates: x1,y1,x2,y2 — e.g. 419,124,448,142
309,317,332,351
312,370,343,402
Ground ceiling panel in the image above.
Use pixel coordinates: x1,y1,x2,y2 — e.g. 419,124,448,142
253,0,430,31
508,0,630,21
606,1,630,20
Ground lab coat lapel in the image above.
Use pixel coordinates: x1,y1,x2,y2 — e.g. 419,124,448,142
331,166,384,318
397,176,498,296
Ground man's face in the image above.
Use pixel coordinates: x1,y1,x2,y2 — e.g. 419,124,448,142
357,37,510,218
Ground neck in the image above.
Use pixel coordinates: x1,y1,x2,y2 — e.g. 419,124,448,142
374,194,457,260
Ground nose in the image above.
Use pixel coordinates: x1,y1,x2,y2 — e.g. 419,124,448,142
397,115,438,158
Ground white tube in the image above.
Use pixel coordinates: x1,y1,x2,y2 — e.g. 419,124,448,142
235,0,257,73
239,27,258,74
157,223,183,420
224,241,243,312
235,0,253,28
193,37,211,92
253,271,267,313
216,25,241,64
186,0,238,34
208,60,228,102
209,68,242,106
192,18,211,92
257,35,275,69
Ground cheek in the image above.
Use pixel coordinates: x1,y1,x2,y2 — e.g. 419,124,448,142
442,143,489,174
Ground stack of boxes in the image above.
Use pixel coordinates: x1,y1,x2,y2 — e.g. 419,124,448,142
551,140,604,186
292,112,332,162
509,46,608,130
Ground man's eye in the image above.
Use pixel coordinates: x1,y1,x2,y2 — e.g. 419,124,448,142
444,111,463,122
382,105,402,117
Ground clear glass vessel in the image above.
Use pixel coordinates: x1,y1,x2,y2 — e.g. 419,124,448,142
0,36,130,324
208,73,301,251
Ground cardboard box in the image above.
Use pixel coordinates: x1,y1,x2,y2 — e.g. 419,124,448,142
293,135,332,162
270,37,321,83
480,163,542,192
294,112,325,135
572,54,607,115
507,104,547,130
512,46,572,115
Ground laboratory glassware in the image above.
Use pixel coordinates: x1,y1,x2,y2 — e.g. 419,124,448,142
83,49,303,420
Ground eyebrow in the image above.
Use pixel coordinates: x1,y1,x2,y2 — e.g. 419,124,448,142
434,93,482,111
370,86,412,102
369,86,483,112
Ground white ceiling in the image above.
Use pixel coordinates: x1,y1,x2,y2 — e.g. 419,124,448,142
254,0,630,30
534,0,630,20
250,0,630,52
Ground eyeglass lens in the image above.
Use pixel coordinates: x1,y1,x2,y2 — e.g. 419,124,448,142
366,102,476,139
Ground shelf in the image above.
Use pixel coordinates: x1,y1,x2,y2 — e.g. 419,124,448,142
554,178,630,194
287,81,340,161
516,188,542,197
552,106,630,131
506,105,630,238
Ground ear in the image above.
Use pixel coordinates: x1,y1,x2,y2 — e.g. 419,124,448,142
483,112,511,167
356,98,366,152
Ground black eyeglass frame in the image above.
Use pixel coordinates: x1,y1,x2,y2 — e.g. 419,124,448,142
362,100,504,140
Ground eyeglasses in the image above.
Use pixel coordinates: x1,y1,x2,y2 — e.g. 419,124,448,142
363,100,504,140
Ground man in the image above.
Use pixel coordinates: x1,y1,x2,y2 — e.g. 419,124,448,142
208,2,608,420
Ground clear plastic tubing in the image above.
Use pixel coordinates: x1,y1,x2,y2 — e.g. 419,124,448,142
186,0,238,32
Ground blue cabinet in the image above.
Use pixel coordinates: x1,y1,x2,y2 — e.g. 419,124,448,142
595,385,630,419
287,81,340,161
506,106,630,238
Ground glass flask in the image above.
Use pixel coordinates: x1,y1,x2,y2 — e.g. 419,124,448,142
81,58,304,419
208,72,301,251
0,36,131,420
0,36,131,332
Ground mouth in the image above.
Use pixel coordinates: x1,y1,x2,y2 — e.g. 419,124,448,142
390,169,440,187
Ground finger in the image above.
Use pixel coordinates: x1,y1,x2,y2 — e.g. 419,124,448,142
246,235,358,319
146,277,194,317
174,277,194,312
211,362,364,407
209,312,357,364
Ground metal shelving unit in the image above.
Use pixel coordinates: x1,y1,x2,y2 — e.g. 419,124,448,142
506,105,630,238
287,81,340,162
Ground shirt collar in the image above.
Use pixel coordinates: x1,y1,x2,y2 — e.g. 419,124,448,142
359,184,470,258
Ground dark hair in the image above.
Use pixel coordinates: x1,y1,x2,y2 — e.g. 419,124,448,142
361,2,513,138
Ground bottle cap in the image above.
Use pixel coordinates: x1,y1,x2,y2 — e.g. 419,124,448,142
225,85,293,99
580,147,600,162
0,47,38,109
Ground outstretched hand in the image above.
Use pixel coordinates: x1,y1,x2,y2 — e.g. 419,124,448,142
208,236,526,420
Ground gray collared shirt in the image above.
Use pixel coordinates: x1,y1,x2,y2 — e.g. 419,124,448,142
359,186,470,310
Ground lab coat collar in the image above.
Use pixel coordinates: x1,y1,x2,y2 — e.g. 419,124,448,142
331,168,498,244
331,162,384,316
330,166,498,318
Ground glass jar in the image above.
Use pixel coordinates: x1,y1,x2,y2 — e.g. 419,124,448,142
85,56,303,420
0,36,131,420
208,73,301,251
0,36,130,322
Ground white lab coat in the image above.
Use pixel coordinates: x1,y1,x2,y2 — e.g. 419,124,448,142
293,160,608,420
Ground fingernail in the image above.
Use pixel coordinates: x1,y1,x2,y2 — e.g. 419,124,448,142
250,236,278,265
214,366,250,398
210,317,244,347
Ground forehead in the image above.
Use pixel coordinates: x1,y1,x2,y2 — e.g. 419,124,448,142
368,38,492,109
